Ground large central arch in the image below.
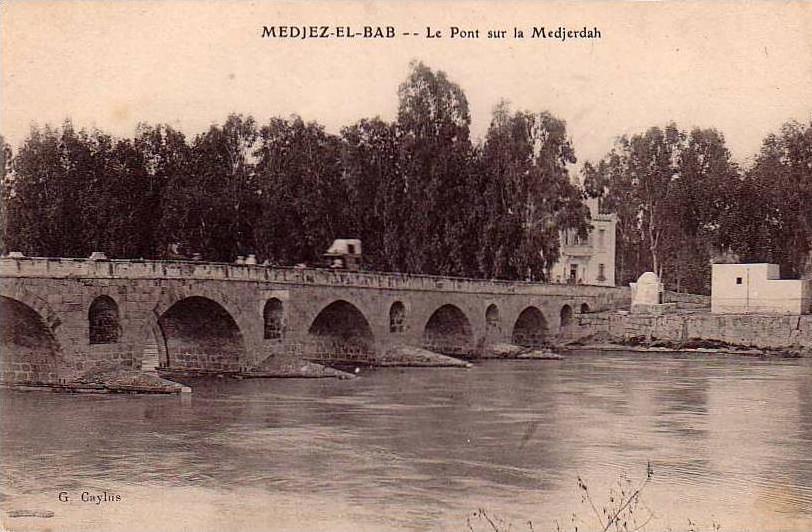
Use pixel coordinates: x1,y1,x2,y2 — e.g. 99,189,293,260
158,296,245,373
0,296,63,384
423,304,474,358
512,306,549,348
307,300,376,363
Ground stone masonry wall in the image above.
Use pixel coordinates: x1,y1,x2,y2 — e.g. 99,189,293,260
572,312,812,349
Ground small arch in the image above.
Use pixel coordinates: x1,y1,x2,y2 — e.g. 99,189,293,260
580,303,590,314
263,298,285,340
512,306,549,348
560,304,573,327
389,301,406,333
423,304,474,357
89,295,120,344
485,304,500,336
486,304,500,326
308,300,376,362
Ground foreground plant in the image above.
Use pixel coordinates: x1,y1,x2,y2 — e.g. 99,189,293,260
467,462,720,532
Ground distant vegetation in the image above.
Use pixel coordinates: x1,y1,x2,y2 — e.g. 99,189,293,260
1,61,809,292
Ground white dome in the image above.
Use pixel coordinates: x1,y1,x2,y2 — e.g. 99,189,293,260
637,271,659,284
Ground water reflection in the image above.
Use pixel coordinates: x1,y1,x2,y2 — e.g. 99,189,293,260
1,352,811,531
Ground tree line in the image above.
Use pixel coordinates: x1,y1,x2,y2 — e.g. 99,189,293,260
1,61,810,292
583,120,811,292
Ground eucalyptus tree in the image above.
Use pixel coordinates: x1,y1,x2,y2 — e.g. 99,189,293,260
254,115,347,265
341,117,403,272
735,119,812,278
395,61,477,276
158,114,260,262
584,123,741,292
480,101,588,280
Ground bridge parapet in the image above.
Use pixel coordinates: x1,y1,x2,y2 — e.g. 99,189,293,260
0,257,628,298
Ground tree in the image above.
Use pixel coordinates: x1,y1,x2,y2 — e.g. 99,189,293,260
135,123,192,258
584,124,740,292
158,114,259,261
396,61,477,275
481,101,589,280
730,119,812,278
662,128,739,293
341,117,404,272
254,115,347,265
0,136,11,255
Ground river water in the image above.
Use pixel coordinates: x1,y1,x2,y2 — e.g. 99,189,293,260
1,351,811,532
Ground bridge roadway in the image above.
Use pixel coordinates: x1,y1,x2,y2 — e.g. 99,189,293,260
0,257,630,384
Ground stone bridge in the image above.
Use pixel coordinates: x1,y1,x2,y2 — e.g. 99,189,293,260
0,257,630,384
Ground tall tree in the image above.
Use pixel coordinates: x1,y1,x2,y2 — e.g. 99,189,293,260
730,119,812,278
0,136,11,255
135,123,191,258
396,61,477,275
158,114,259,261
254,115,347,265
341,117,404,272
480,101,589,280
584,123,739,292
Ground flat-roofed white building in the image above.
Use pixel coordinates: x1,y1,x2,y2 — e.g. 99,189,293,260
550,198,617,286
711,263,812,315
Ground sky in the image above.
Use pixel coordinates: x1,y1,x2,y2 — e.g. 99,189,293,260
2,1,811,170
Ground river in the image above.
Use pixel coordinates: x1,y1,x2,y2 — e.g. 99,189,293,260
1,351,811,531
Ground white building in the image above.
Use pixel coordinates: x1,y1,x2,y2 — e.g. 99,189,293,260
550,198,617,286
711,263,811,315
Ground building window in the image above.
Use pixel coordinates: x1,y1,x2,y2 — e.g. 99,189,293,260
598,229,606,249
389,302,406,333
736,277,743,285
598,263,606,282
89,296,120,344
264,298,284,339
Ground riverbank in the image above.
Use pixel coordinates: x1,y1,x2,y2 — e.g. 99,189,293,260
564,310,812,357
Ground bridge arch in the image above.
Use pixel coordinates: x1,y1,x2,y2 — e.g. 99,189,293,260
423,304,474,357
307,300,376,362
158,296,245,373
0,295,64,384
512,306,549,348
0,284,62,333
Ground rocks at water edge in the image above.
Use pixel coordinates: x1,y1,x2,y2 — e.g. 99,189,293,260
70,367,188,394
482,343,564,360
517,349,564,360
244,355,356,379
377,346,472,367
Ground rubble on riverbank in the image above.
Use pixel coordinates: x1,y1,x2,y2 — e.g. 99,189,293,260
517,349,564,360
481,342,564,360
243,355,356,379
1,368,190,394
376,345,472,367
481,343,525,358
561,332,807,358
